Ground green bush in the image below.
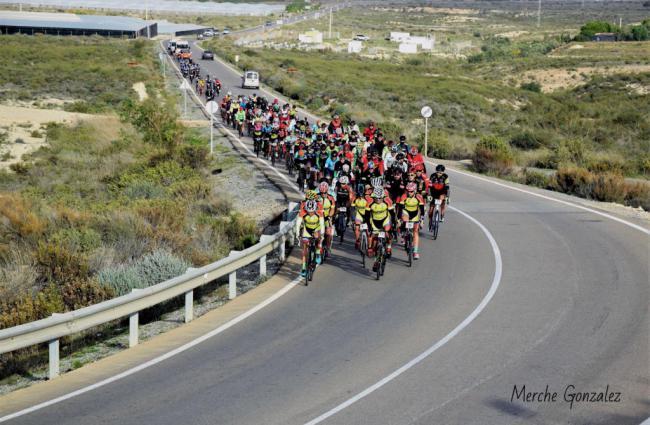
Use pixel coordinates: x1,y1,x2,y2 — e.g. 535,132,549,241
523,169,552,188
98,249,190,296
473,135,514,175
177,145,209,170
550,139,586,167
510,131,542,150
521,81,541,93
49,227,102,253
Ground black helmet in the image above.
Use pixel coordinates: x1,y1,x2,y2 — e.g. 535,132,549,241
399,135,406,141
436,164,445,172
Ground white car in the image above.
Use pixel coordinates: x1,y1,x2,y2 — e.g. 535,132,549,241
354,34,370,41
242,71,259,89
222,28,230,35
203,30,215,37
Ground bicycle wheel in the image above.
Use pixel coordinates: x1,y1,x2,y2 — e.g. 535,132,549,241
380,245,387,276
338,216,345,244
360,232,367,268
433,210,440,240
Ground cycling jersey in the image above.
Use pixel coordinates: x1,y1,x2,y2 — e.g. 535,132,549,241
368,197,393,221
398,193,425,213
429,173,449,195
318,193,336,218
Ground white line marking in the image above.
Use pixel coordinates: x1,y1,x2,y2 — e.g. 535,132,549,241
304,205,503,425
430,161,649,236
639,417,650,425
0,276,302,423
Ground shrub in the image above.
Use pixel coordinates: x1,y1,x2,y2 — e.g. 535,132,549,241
60,278,114,310
553,166,594,198
550,139,586,167
417,130,450,159
49,227,102,253
0,284,64,329
523,169,552,188
473,135,514,175
0,193,46,240
521,81,541,93
624,182,650,210
510,131,542,150
98,249,190,296
35,242,91,285
591,172,626,203
177,145,209,170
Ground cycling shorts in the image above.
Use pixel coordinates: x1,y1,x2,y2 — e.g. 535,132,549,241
402,209,420,222
429,189,448,201
370,216,391,231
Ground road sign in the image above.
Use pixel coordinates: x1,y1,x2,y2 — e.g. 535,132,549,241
421,106,432,118
180,80,192,90
206,101,219,114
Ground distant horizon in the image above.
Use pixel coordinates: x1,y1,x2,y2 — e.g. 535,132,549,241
0,0,286,16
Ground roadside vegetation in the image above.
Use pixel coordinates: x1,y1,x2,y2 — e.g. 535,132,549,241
0,36,158,113
0,36,259,379
206,3,649,209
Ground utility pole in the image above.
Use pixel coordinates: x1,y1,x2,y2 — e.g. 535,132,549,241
145,0,150,38
537,0,541,28
329,7,332,39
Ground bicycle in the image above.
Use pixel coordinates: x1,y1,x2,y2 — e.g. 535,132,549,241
286,153,295,176
373,230,388,280
429,198,443,240
305,236,318,284
403,220,415,267
359,222,369,268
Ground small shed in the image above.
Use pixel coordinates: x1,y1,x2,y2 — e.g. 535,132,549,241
348,40,362,53
592,32,617,42
399,43,418,54
390,31,410,42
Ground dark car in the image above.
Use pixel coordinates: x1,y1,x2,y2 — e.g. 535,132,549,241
202,50,214,60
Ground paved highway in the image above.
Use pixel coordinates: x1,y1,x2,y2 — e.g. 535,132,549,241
3,39,648,425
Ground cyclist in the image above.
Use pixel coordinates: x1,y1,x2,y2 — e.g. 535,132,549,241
296,199,325,277
353,184,373,250
407,146,426,173
335,175,354,225
397,182,426,260
429,164,450,222
367,187,394,271
317,181,336,253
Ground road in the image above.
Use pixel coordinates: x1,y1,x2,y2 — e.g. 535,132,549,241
4,40,648,425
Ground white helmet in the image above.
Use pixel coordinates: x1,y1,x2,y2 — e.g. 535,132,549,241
305,200,318,212
339,175,349,185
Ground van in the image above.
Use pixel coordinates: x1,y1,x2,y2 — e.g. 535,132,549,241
242,71,259,89
168,39,177,54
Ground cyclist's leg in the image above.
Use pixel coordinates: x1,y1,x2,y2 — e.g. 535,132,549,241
411,210,421,258
354,212,363,248
440,193,447,220
314,230,322,264
384,216,393,255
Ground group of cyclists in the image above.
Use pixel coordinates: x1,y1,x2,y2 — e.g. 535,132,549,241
171,41,451,281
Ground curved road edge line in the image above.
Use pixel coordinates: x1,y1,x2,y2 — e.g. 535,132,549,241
0,276,302,423
304,205,503,425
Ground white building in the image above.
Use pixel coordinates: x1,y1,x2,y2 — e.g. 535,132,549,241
390,31,410,42
298,29,323,44
348,40,362,53
398,43,418,54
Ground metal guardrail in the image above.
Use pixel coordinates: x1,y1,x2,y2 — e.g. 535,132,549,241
0,204,300,380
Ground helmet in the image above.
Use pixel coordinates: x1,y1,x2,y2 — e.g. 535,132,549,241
410,146,418,155
364,184,373,192
391,146,398,153
342,164,350,173
305,200,318,212
399,135,406,141
227,91,232,96
305,190,318,201
319,181,329,193
406,182,417,192
372,187,384,198
368,161,374,169
339,175,349,185
436,164,446,172
396,152,405,160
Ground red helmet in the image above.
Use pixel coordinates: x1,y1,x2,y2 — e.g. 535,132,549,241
410,146,419,155
406,182,417,192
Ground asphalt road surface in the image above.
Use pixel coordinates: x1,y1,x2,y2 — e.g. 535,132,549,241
5,40,648,425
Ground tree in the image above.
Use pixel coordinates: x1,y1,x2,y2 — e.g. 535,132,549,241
119,99,184,157
579,21,614,38
631,25,649,41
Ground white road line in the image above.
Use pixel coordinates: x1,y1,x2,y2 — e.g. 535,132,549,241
434,162,650,236
304,205,503,425
0,276,302,423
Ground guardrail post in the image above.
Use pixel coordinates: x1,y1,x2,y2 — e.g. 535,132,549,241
229,272,237,300
48,339,59,379
185,290,194,323
279,235,286,262
260,255,267,276
129,312,139,347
